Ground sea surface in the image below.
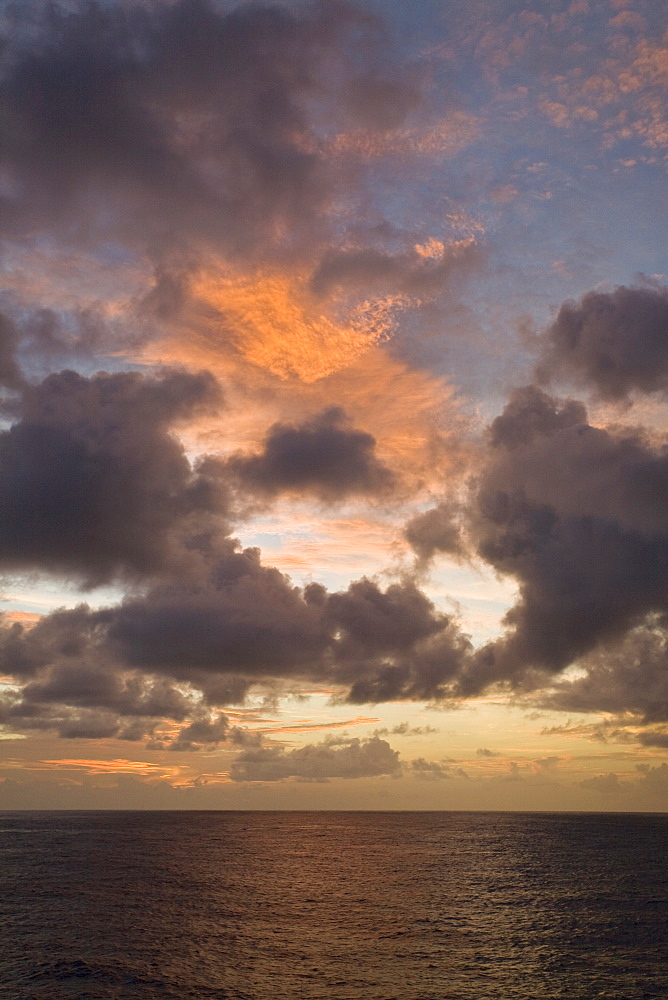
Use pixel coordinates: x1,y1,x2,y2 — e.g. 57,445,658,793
0,811,667,1000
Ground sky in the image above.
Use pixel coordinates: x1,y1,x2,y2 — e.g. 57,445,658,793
0,0,667,810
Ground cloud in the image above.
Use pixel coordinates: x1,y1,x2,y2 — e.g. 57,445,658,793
469,2,668,155
635,762,668,798
487,384,587,449
536,285,668,401
476,747,500,757
409,757,453,779
12,318,668,727
404,501,465,564
13,663,193,720
458,384,668,693
323,577,472,703
309,239,480,300
579,772,624,794
230,734,400,782
0,654,202,742
105,545,329,681
1,275,666,744
187,268,403,383
541,619,668,723
637,731,668,748
0,0,421,265
225,406,395,502
374,722,439,736
167,714,231,752
0,366,223,585
0,313,25,390
0,553,476,744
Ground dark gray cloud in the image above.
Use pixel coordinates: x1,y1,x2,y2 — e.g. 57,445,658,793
637,731,668,748
0,561,474,743
458,385,668,693
164,713,252,751
0,605,101,680
0,699,159,742
0,366,223,585
225,407,395,502
14,663,193,720
0,0,419,265
3,278,667,737
3,371,666,731
324,577,472,703
0,652,201,741
0,654,254,745
536,285,668,402
541,619,668,724
404,501,464,564
103,543,328,684
0,313,24,391
230,734,400,781
170,715,230,747
487,384,587,450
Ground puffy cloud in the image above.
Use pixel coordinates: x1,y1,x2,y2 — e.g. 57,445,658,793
18,352,667,722
0,366,223,585
13,663,193,720
404,501,465,564
230,734,400,782
487,385,587,450
0,652,202,742
225,406,395,502
0,559,474,741
579,772,623,794
324,577,472,703
541,619,668,723
409,757,453,779
635,762,668,798
0,605,102,680
536,285,668,402
165,713,246,752
104,543,328,683
459,385,668,692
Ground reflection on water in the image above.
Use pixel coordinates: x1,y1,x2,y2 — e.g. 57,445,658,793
1,811,667,999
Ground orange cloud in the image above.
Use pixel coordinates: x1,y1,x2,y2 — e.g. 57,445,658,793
258,716,379,735
0,610,40,627
328,112,480,160
192,271,406,383
189,267,403,383
39,758,179,776
145,307,469,494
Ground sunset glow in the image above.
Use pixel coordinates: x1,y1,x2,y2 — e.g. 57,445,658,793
0,0,666,811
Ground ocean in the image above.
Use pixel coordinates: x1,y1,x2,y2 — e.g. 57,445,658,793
1,811,666,1000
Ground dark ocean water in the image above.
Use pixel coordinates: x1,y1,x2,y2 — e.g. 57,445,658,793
0,811,667,1000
